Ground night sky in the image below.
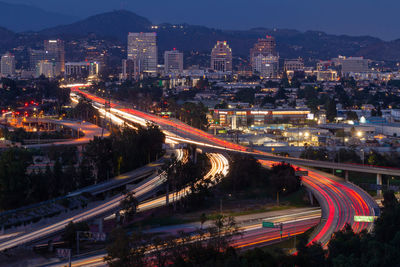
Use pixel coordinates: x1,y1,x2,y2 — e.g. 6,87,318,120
4,0,400,40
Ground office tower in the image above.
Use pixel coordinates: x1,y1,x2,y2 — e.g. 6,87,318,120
333,56,369,74
44,39,65,75
164,49,183,74
127,32,157,76
210,41,232,72
29,49,47,70
1,52,16,77
284,58,304,72
36,60,55,78
65,62,100,79
253,54,279,78
122,59,135,80
250,36,277,71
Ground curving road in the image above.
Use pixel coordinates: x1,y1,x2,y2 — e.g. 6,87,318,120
0,153,227,252
72,87,380,247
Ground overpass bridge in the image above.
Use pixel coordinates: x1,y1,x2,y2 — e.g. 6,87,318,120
166,134,400,197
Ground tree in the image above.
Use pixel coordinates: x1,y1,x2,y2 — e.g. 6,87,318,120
346,111,359,121
0,148,33,210
120,191,138,223
326,99,337,122
270,163,300,195
105,228,147,267
62,221,89,248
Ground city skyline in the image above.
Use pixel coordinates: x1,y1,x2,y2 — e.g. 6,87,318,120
1,0,400,40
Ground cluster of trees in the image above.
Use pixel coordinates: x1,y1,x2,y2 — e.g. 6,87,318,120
0,125,165,211
0,127,70,144
105,214,240,267
161,151,211,211
83,125,165,182
220,154,301,198
301,147,400,167
103,191,400,266
0,77,70,111
166,101,209,130
89,79,163,112
66,99,100,125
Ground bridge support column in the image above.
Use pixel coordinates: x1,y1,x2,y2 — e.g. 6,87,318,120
95,218,103,233
377,173,383,197
345,170,349,182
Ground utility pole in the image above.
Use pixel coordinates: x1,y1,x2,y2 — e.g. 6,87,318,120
76,231,80,255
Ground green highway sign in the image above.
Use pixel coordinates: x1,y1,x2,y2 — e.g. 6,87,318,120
336,170,343,173
262,221,275,228
354,216,376,222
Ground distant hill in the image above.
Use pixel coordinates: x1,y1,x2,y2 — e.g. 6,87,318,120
40,10,152,40
0,26,16,52
1,9,400,62
0,1,78,32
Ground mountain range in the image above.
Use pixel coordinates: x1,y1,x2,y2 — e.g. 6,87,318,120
0,8,400,62
0,1,78,32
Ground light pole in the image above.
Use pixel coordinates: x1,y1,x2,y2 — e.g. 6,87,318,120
361,148,365,165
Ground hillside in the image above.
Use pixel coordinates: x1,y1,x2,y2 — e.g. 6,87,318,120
40,10,152,40
1,9,400,62
0,1,78,32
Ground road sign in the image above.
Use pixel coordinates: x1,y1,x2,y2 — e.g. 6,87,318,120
295,171,308,177
336,170,343,173
354,216,377,222
262,221,275,228
57,248,71,258
92,232,107,242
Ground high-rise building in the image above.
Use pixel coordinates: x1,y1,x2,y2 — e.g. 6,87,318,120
122,59,135,80
164,49,183,74
44,39,65,75
333,56,369,74
65,61,100,79
127,32,157,76
211,41,232,72
1,52,16,77
36,60,56,78
29,49,48,70
250,36,277,71
253,54,279,78
284,58,304,72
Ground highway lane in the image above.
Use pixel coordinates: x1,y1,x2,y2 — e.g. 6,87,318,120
0,153,226,252
24,119,110,148
43,209,321,267
259,160,378,247
71,87,380,247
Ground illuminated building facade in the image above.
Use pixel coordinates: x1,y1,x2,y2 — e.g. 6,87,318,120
250,36,277,69
164,49,183,74
44,39,65,75
127,32,158,76
211,41,232,72
1,52,15,77
253,54,279,78
212,108,310,127
65,62,100,79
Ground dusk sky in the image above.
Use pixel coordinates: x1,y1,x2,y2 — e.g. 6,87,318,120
4,0,400,40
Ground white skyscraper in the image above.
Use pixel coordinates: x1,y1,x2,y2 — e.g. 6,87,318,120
127,32,158,76
164,49,183,74
253,54,279,78
1,52,16,77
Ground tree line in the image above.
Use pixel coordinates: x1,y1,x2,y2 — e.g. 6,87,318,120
102,191,400,266
0,125,165,211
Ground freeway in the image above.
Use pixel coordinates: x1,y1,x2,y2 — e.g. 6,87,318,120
72,87,380,247
43,208,321,267
23,118,109,148
0,152,227,252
